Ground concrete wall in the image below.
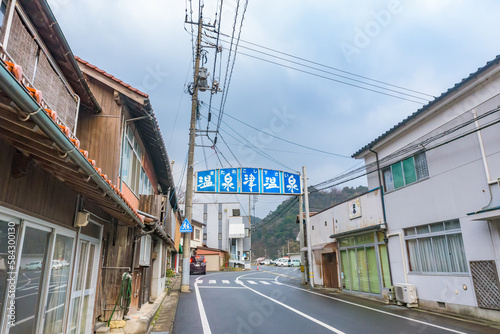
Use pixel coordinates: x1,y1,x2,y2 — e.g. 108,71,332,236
360,64,500,319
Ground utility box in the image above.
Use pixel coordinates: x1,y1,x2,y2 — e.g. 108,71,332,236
394,283,418,308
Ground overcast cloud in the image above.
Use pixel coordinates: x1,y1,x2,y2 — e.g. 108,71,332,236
49,0,500,217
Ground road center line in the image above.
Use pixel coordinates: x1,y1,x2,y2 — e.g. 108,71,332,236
277,282,468,334
194,282,212,334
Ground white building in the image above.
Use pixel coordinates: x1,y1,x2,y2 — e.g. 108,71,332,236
187,202,251,267
353,55,500,321
308,189,388,291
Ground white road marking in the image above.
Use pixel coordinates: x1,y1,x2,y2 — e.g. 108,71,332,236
209,280,216,284
243,284,346,334
235,280,243,285
278,282,468,334
195,282,212,334
260,281,271,285
247,280,257,285
222,280,230,284
198,280,203,284
198,286,246,289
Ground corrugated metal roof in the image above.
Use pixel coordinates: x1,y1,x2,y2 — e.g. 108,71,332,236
352,55,500,158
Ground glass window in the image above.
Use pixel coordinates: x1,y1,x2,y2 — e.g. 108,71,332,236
218,233,222,240
195,229,200,240
0,219,19,326
123,125,143,195
11,226,50,334
405,220,467,273
43,234,74,333
378,244,392,288
0,1,7,28
340,250,350,290
354,233,374,245
383,152,429,192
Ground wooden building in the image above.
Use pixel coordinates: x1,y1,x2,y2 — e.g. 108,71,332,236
0,1,180,333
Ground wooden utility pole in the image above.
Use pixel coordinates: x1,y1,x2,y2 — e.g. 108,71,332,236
303,166,314,288
299,192,306,284
181,10,203,293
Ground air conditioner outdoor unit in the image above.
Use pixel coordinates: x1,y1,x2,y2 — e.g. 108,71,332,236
75,212,90,227
394,283,418,307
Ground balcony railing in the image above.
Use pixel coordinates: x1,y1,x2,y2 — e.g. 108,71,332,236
1,4,79,136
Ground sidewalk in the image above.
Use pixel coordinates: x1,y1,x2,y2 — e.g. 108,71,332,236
149,275,182,333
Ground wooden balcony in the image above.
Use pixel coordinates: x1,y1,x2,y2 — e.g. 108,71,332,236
2,5,79,134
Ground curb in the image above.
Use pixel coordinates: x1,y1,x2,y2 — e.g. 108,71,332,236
149,276,182,333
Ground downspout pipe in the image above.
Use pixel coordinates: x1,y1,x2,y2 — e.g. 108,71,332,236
0,62,144,229
38,0,101,113
369,147,394,285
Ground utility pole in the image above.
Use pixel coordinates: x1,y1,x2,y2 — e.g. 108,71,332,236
303,166,314,288
181,9,203,293
299,192,306,284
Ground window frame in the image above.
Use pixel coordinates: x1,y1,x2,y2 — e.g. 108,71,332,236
383,152,429,192
122,125,144,195
404,220,468,275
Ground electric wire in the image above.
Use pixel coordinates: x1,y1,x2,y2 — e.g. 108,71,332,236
205,0,224,135
310,106,500,192
216,0,240,136
201,101,352,159
216,0,249,137
234,51,427,104
210,30,435,99
198,112,295,171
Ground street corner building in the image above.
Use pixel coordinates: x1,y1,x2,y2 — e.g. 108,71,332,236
307,54,500,323
0,1,182,333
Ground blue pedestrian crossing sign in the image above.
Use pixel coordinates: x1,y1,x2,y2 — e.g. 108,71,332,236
180,218,193,233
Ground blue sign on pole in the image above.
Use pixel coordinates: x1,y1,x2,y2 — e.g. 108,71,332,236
180,218,193,233
194,168,301,196
283,172,301,194
241,168,260,193
262,169,282,194
219,168,239,193
196,170,216,192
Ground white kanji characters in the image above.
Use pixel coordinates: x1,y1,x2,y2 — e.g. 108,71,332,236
198,174,214,189
263,176,280,190
286,174,299,193
243,173,257,192
221,172,234,191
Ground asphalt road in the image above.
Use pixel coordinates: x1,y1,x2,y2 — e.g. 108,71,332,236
173,266,499,334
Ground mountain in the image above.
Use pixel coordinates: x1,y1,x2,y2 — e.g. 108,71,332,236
251,186,368,259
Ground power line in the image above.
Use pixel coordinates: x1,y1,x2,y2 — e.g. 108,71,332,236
234,51,427,104
211,37,431,103
210,30,436,99
310,106,500,192
201,101,352,159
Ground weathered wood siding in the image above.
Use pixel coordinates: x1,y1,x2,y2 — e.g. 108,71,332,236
99,223,136,321
0,139,77,227
76,78,122,185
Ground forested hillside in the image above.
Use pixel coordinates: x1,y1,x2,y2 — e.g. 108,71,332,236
252,186,368,259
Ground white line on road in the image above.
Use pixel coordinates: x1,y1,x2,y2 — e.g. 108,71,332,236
194,282,212,334
198,286,246,289
247,280,257,285
259,281,271,285
222,280,230,284
209,280,216,284
198,280,203,284
277,282,468,334
243,284,346,334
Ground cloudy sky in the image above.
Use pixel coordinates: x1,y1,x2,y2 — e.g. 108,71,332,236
49,0,500,217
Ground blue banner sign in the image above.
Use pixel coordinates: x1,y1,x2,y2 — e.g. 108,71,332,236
196,169,217,192
241,168,260,193
283,172,301,195
262,169,282,194
195,168,301,195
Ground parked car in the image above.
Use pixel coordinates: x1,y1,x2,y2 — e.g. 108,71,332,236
262,259,271,265
52,260,63,270
24,261,42,271
289,259,301,267
190,255,206,275
59,260,70,267
275,258,290,267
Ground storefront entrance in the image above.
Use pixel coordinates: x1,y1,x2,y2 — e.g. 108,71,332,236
339,231,391,295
